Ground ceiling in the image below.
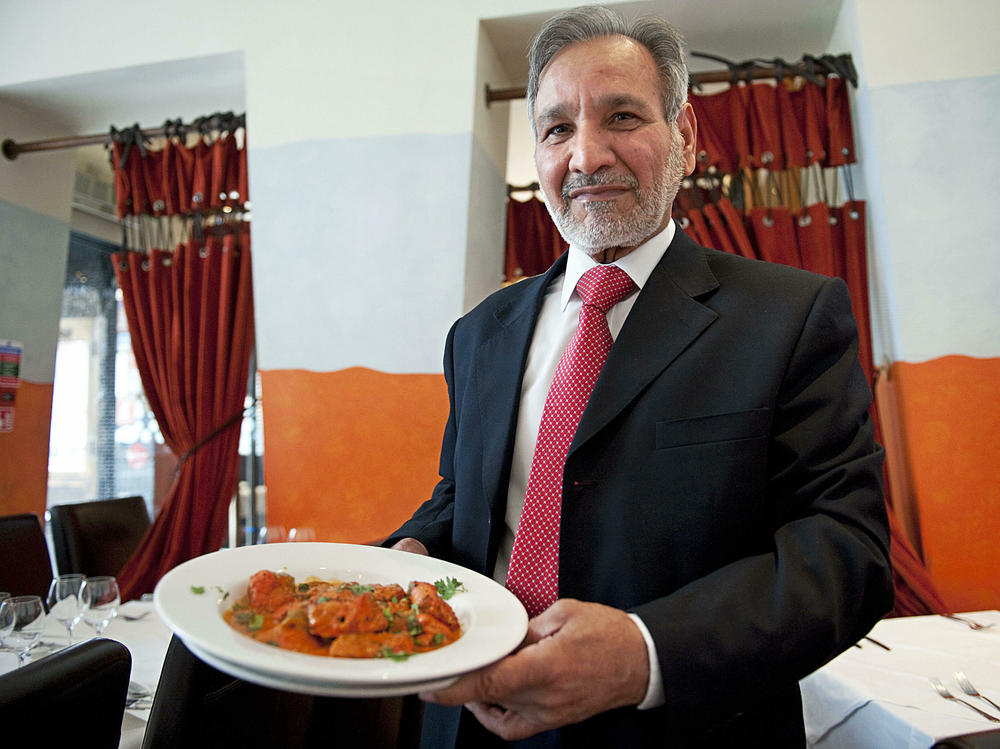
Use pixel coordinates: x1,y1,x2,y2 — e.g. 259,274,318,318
0,1,844,176
0,52,245,174
483,0,846,84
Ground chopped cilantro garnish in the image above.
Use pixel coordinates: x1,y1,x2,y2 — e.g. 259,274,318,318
434,577,466,600
406,613,422,636
298,583,310,592
214,586,229,600
340,583,375,596
433,633,445,645
190,585,205,595
316,596,331,604
377,648,411,661
247,613,265,631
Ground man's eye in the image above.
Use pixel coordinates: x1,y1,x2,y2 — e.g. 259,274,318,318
545,124,570,139
611,112,636,123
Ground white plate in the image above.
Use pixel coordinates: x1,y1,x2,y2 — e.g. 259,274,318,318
184,640,460,697
154,542,527,692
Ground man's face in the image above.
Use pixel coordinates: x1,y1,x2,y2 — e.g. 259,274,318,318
532,35,696,257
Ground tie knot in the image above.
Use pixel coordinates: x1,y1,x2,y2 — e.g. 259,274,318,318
576,264,636,313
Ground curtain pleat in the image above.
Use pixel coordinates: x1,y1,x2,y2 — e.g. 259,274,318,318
112,232,254,601
505,197,567,281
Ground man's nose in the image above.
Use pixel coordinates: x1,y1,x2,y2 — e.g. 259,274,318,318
567,125,616,175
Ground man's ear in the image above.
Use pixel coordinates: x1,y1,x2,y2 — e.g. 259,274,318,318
676,102,698,176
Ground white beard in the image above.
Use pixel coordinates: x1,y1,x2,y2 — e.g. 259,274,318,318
542,128,687,255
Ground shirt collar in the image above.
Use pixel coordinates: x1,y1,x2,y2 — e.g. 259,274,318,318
560,219,676,310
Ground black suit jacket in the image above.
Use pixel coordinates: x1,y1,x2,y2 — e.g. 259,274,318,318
387,230,894,747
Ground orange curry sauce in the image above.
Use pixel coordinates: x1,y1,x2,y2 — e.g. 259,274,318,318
223,569,462,658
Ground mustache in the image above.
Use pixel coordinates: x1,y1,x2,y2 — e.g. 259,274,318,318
561,171,640,202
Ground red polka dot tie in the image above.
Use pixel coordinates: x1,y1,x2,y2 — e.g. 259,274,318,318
506,264,637,617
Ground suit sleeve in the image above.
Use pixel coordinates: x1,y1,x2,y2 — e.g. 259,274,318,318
382,321,459,557
632,276,893,724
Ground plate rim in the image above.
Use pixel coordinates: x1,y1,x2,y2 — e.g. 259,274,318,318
154,542,527,688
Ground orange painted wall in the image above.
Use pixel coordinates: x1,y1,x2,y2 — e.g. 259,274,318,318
259,368,449,544
891,356,1000,612
0,381,52,519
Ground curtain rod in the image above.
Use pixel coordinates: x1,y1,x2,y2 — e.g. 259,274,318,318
486,53,857,106
2,112,245,161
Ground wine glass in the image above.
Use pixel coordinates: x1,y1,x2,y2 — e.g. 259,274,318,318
0,598,14,645
79,576,120,636
3,595,45,666
46,574,86,644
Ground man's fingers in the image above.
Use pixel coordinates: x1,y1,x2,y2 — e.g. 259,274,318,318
421,640,550,706
465,700,545,742
389,537,428,555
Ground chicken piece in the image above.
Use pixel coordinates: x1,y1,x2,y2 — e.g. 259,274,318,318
408,581,460,631
371,583,407,603
328,632,414,658
247,569,296,614
307,591,388,638
255,607,327,656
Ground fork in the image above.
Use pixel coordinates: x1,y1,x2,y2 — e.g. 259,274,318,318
930,677,1000,722
954,672,1000,714
943,614,996,630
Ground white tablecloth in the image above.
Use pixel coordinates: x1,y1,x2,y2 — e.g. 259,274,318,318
801,610,1000,748
0,598,172,749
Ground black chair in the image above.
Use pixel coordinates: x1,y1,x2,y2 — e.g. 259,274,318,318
0,637,131,748
142,635,421,749
48,495,151,577
0,512,54,600
934,731,1000,748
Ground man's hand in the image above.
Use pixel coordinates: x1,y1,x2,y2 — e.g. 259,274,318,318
420,598,649,741
390,537,428,555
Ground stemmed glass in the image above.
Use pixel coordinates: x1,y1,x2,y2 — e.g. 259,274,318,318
0,598,14,646
2,595,45,666
79,576,120,636
46,574,86,644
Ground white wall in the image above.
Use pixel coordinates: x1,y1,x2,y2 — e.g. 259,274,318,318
835,0,1000,363
0,100,76,384
2,0,996,378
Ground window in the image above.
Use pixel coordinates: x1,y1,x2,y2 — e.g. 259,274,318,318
47,232,160,515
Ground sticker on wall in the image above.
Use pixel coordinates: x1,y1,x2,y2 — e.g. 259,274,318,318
0,340,22,388
0,340,22,433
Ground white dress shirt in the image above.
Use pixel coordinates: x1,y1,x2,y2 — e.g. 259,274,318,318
493,220,676,710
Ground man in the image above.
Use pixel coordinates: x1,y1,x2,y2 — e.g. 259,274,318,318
386,6,893,747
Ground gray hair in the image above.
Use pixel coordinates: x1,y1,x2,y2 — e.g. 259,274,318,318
526,5,688,135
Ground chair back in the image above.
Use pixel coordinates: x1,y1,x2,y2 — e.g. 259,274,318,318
0,637,131,748
48,496,151,577
0,513,53,599
142,635,420,748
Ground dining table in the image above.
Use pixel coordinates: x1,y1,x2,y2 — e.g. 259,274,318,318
5,595,998,748
0,596,172,749
800,609,1000,747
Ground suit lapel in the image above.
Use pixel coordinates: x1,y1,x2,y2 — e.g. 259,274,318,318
572,232,720,452
473,255,568,511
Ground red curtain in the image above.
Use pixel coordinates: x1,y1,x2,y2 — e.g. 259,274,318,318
112,232,254,600
108,114,254,600
505,196,567,282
